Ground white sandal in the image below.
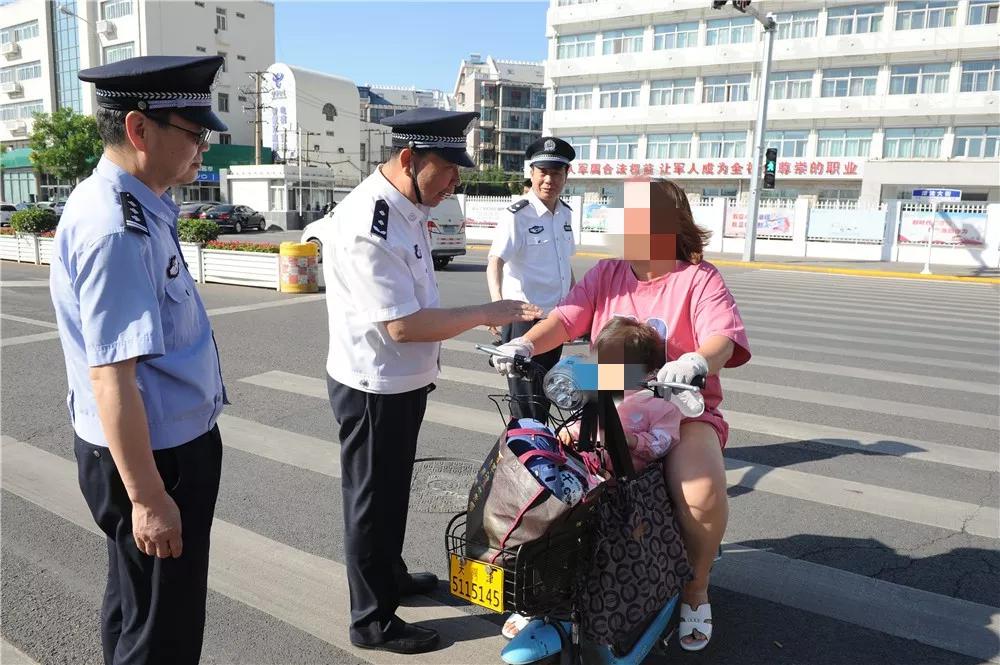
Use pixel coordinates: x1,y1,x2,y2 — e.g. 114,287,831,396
501,612,530,639
678,602,713,652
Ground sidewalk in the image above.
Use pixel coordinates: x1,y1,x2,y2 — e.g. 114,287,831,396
467,244,1000,284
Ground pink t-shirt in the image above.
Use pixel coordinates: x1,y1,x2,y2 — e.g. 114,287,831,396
553,259,751,447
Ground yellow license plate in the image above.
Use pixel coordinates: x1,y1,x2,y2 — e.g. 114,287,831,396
449,554,504,613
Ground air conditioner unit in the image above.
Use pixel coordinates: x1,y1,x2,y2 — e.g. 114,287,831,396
1,42,20,59
5,119,27,134
95,20,116,38
1,81,23,95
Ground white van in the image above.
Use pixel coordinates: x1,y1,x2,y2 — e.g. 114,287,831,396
426,196,466,270
300,195,466,271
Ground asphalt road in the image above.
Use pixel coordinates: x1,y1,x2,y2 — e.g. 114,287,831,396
2,252,998,665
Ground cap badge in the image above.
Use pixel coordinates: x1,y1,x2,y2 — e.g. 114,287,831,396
544,139,556,152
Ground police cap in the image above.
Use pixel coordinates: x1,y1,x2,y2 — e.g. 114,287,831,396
382,108,479,168
526,136,575,169
78,55,228,132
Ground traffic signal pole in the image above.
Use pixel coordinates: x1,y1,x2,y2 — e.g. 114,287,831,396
743,8,776,262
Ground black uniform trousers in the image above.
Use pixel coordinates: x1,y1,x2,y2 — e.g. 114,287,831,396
326,376,429,644
74,426,223,665
501,318,563,421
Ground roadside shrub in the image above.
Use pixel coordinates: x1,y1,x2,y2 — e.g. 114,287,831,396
204,240,279,253
177,218,221,244
9,207,57,235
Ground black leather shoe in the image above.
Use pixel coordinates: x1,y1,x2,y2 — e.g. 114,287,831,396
351,620,439,654
396,571,438,596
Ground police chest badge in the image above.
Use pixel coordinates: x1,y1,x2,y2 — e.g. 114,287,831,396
528,225,544,234
563,223,572,232
167,255,180,278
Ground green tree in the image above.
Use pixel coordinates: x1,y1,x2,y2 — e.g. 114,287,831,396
28,108,103,185
459,166,522,196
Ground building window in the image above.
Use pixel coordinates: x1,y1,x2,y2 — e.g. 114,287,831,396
764,130,808,157
501,86,531,108
698,132,746,158
968,0,999,24
706,16,754,45
1,21,40,44
530,88,546,109
102,42,135,64
360,143,366,163
100,0,133,20
217,51,228,73
218,133,231,145
51,3,82,112
195,45,206,52
554,85,592,110
703,75,751,103
882,127,945,158
774,10,818,40
646,133,692,159
889,63,951,94
217,92,229,113
597,135,639,160
322,104,337,121
769,70,813,99
236,11,246,19
895,1,957,30
952,126,999,158
501,109,535,129
564,136,592,159
0,61,42,83
0,99,44,120
216,7,227,31
653,22,698,49
601,28,643,55
556,33,597,59
816,128,873,157
650,78,696,105
826,4,884,35
237,54,246,61
194,1,205,6
599,82,640,108
960,59,1000,91
821,67,878,97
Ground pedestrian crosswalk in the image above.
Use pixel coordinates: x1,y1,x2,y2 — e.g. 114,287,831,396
2,267,998,664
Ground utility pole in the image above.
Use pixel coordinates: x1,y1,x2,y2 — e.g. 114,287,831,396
712,0,776,262
240,71,272,165
297,125,303,215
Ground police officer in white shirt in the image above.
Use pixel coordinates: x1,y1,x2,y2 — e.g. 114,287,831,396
322,108,543,655
487,137,577,420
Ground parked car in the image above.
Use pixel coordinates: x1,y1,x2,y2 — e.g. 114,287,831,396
199,204,266,233
179,202,217,219
1,202,16,227
426,196,466,270
300,196,466,270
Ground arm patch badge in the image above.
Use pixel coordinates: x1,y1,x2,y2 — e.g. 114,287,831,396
507,199,530,214
370,200,389,240
119,192,149,236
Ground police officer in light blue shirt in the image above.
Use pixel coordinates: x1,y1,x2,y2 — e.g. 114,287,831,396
49,55,227,665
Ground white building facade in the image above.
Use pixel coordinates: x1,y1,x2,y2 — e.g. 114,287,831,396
2,0,275,204
544,0,1000,204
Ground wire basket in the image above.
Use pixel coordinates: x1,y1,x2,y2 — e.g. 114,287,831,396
445,499,597,617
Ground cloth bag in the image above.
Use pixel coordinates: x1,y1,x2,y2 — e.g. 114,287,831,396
576,459,692,654
465,425,589,561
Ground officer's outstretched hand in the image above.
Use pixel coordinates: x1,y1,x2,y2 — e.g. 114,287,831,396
132,491,183,558
480,300,543,327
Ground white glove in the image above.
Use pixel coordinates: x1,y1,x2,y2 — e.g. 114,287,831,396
656,352,709,387
494,337,534,378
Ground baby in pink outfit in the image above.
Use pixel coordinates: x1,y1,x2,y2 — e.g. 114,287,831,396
561,316,682,472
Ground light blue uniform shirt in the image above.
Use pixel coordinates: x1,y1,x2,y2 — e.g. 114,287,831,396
50,156,225,450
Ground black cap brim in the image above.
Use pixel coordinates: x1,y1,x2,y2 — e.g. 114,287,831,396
175,106,228,132
432,148,475,168
530,159,569,169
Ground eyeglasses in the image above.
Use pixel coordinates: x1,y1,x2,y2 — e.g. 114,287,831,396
143,113,212,145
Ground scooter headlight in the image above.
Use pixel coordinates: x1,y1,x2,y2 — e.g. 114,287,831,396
543,356,594,411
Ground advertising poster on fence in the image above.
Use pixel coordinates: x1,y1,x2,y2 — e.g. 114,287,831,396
724,208,795,239
582,201,611,232
807,209,886,242
897,211,987,246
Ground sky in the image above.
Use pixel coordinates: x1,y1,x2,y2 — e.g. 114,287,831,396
274,1,550,93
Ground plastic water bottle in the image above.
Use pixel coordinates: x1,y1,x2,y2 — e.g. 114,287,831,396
674,388,705,418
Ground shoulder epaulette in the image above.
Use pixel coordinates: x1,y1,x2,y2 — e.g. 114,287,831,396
370,199,389,240
119,192,149,236
507,199,530,214
559,198,572,211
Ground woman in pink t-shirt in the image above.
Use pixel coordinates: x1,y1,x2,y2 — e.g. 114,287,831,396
495,178,750,651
